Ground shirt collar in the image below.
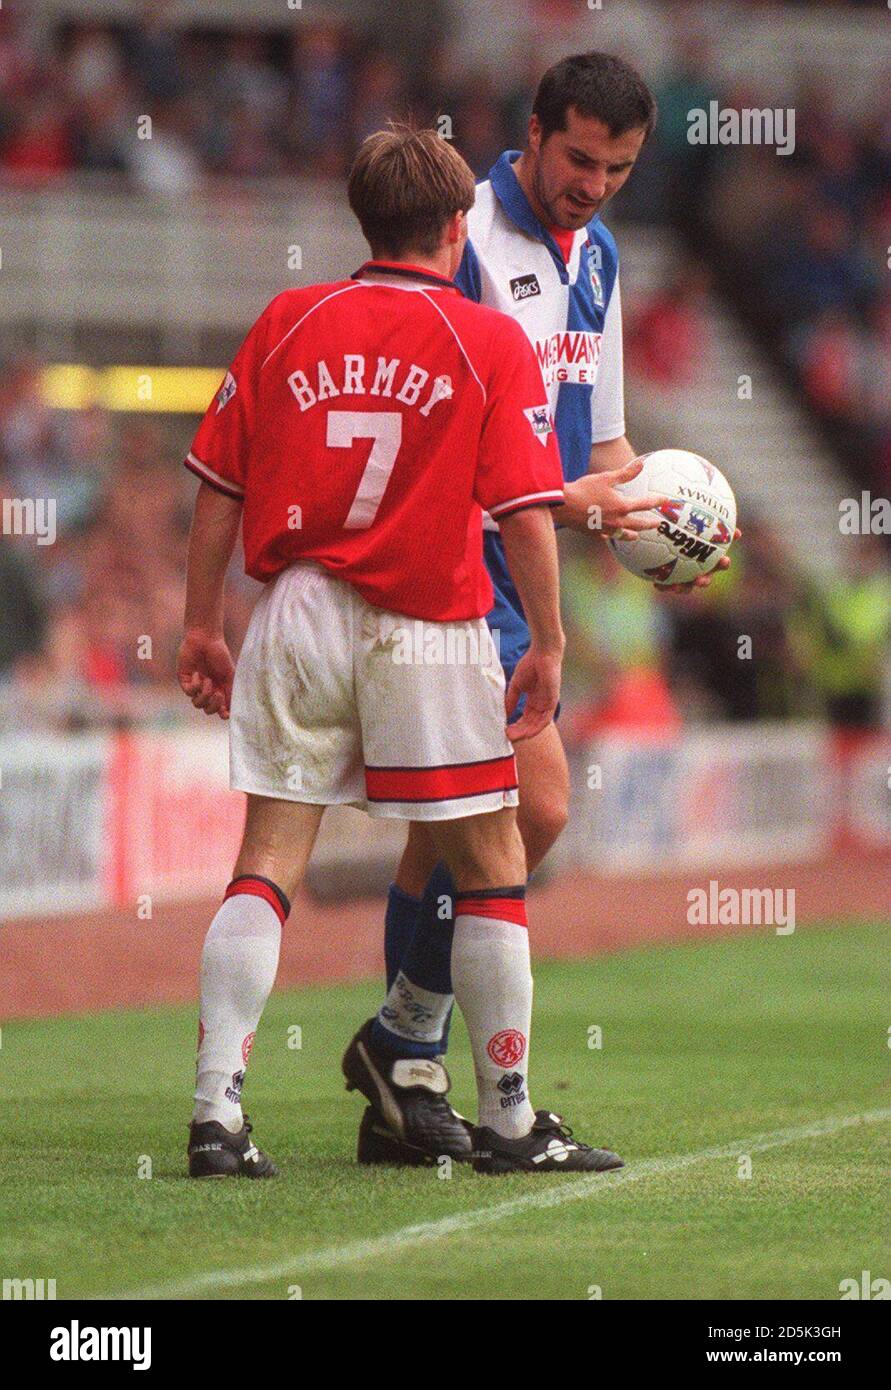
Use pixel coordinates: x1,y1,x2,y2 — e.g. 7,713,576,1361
488,149,598,268
351,260,458,290
488,150,549,242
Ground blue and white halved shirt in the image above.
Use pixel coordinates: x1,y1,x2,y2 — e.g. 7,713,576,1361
454,150,626,690
456,149,625,490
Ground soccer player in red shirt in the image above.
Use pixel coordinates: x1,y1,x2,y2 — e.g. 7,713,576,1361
178,125,623,1177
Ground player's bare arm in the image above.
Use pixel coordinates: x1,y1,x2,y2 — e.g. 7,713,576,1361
177,480,242,719
497,504,564,742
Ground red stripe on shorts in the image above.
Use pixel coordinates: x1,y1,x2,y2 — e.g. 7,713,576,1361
455,896,528,927
365,754,518,804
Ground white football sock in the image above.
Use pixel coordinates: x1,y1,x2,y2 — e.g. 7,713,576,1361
451,893,535,1139
193,883,285,1132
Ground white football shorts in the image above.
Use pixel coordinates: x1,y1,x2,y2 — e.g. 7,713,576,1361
229,563,519,820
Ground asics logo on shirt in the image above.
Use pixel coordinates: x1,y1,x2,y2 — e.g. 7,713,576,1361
509,273,541,301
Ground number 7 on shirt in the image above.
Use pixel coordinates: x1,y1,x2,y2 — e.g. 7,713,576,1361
327,410,403,529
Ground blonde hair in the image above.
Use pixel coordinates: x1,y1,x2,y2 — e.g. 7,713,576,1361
348,122,476,258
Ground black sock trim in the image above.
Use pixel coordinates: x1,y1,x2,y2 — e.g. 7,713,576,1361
226,873,291,920
456,884,526,900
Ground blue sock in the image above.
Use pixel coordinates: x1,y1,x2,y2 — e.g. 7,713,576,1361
372,864,456,1060
383,883,422,991
412,863,455,1053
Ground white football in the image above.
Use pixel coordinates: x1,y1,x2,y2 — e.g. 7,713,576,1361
608,449,737,586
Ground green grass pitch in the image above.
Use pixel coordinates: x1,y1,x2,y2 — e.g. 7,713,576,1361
1,920,887,1300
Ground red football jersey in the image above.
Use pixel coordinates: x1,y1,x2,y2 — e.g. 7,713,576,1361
185,261,564,620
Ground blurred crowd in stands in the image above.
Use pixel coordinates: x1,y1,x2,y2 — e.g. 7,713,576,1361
0,4,519,187
635,37,891,495
0,363,251,732
1,5,889,735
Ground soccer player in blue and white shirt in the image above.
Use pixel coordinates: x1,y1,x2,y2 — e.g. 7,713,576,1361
342,53,734,1170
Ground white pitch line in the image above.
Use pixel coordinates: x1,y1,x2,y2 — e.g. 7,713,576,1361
116,1108,891,1300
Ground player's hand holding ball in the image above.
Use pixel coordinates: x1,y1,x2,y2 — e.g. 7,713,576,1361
608,449,740,592
566,456,669,540
177,630,236,719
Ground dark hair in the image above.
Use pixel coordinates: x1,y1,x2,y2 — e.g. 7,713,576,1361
533,52,656,141
348,121,476,258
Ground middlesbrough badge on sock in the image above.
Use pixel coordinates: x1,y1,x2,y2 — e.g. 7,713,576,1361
486,1029,526,1067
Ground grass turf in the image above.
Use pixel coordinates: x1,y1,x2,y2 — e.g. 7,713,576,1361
1,920,887,1300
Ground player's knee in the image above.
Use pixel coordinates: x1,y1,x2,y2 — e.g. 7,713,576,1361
520,792,569,869
453,823,526,889
397,823,440,896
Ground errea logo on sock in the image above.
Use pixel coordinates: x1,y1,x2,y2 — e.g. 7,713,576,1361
50,1321,152,1371
496,1072,527,1109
